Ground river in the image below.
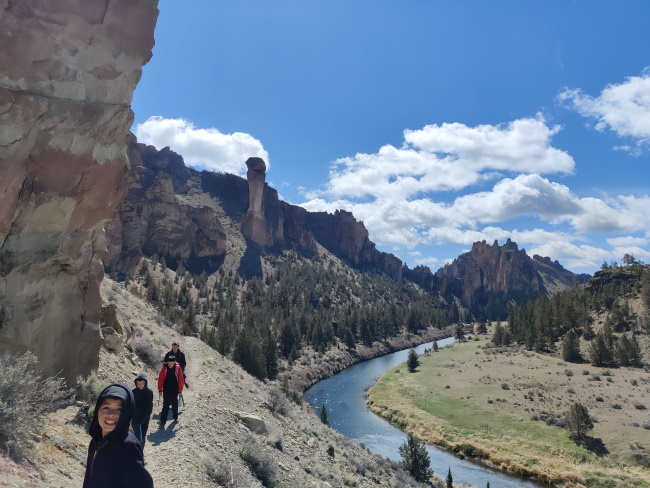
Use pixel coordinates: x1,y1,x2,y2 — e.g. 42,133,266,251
304,337,546,487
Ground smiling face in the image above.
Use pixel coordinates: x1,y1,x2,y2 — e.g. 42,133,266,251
97,397,122,437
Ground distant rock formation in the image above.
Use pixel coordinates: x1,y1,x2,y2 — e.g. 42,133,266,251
436,239,589,319
106,144,402,280
0,1,159,383
106,145,587,320
243,157,271,246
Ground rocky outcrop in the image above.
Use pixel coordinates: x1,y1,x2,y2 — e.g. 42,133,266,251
243,157,271,246
105,139,229,275
436,239,589,319
0,1,159,383
107,145,403,280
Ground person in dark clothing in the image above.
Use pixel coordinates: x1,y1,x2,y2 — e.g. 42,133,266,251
131,372,153,450
157,355,184,429
163,341,189,388
83,383,153,488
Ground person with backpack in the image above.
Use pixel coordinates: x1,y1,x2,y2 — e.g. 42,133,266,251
163,341,189,388
131,372,153,450
84,383,153,488
157,355,185,429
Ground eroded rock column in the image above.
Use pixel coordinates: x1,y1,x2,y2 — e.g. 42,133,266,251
0,0,159,383
243,157,272,246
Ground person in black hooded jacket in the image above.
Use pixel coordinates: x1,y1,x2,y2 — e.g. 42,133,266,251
83,383,153,488
131,372,153,450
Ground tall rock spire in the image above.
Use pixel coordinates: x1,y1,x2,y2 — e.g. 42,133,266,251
243,157,272,246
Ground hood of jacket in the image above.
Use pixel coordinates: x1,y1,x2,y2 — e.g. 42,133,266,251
89,383,135,443
134,372,149,388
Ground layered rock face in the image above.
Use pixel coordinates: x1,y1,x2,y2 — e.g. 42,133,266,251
107,144,403,280
105,139,229,275
0,0,159,382
436,239,588,319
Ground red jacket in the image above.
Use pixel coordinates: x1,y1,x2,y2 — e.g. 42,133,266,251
157,363,185,393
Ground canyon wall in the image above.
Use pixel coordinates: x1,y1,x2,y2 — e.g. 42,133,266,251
0,0,159,383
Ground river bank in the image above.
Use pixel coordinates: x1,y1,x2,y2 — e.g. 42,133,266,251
367,337,650,488
283,326,456,393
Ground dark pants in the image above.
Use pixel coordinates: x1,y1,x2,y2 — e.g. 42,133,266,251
131,418,150,448
159,390,178,424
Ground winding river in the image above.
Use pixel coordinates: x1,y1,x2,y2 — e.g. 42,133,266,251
304,337,546,487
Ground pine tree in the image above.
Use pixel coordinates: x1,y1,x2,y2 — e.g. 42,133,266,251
407,349,420,373
565,402,593,440
588,332,612,366
320,404,329,426
398,434,433,483
446,466,453,488
561,329,582,363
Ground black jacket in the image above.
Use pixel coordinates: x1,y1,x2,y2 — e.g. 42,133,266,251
132,373,154,425
164,348,186,370
83,383,153,488
163,348,187,371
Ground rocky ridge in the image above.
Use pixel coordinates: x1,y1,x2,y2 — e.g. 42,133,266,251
106,143,585,318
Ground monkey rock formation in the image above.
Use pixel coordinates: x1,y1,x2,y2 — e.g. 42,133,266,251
0,0,159,383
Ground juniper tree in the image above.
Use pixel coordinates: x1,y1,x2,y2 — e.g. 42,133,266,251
446,466,453,488
565,402,593,440
561,329,582,363
320,405,329,426
407,349,420,373
398,434,432,483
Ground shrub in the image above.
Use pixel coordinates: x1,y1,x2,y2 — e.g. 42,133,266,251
240,436,278,487
0,352,71,461
266,387,291,417
204,458,249,488
500,383,510,390
634,403,647,410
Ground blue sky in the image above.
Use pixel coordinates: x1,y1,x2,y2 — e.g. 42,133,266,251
131,0,650,274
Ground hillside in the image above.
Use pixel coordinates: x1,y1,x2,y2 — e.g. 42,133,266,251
0,277,439,488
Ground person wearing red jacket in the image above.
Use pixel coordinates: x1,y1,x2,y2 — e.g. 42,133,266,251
157,355,184,429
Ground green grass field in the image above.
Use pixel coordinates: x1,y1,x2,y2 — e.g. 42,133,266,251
368,337,650,487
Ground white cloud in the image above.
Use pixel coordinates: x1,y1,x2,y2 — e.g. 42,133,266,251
558,68,650,152
134,116,269,175
606,236,649,247
318,115,574,201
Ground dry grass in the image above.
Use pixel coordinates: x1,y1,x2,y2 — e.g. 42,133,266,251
368,335,650,487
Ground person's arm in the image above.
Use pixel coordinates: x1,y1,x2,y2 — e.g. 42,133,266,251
82,440,95,488
157,368,165,394
179,351,187,369
145,389,154,417
177,365,185,392
121,440,153,488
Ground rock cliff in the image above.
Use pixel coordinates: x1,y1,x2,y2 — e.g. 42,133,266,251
106,145,588,318
0,0,159,383
106,143,402,280
436,239,589,319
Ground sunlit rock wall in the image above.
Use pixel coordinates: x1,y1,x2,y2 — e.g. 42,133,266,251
0,0,159,383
